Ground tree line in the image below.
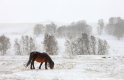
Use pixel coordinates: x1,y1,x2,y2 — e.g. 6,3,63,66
4,17,124,55
0,34,58,55
34,20,92,38
97,17,124,40
65,33,109,55
34,17,124,40
0,33,109,55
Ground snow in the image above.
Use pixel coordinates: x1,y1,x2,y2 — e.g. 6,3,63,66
0,23,35,36
0,23,124,80
0,55,124,80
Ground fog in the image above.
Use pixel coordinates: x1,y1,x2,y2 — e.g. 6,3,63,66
0,0,124,23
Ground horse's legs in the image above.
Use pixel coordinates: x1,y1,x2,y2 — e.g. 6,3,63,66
32,60,35,69
30,61,33,69
39,62,43,69
45,62,48,69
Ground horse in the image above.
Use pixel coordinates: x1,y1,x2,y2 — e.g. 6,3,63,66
26,51,54,70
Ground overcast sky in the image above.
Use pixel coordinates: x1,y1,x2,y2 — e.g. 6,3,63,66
0,0,124,23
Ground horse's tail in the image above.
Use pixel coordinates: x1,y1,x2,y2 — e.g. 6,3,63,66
26,52,32,67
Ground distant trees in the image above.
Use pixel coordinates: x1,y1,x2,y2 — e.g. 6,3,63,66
0,35,11,55
97,19,104,35
43,33,58,55
33,20,92,39
45,22,57,35
34,24,45,36
105,17,124,40
14,35,37,55
105,17,116,35
57,25,66,37
57,20,92,38
2,19,118,55
65,33,109,55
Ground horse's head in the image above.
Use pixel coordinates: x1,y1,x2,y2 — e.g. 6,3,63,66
50,60,54,69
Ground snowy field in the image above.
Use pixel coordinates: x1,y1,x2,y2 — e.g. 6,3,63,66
0,55,124,80
0,23,124,80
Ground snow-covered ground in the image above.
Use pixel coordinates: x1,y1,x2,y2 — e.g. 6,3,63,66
0,55,124,80
0,23,124,80
0,56,124,80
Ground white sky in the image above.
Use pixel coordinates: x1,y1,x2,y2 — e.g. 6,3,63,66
0,0,124,23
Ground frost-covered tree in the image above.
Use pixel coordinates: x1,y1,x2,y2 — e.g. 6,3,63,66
57,26,66,37
29,37,37,54
97,39,109,55
0,35,11,55
43,33,58,55
102,40,109,55
90,35,97,55
45,22,57,35
67,20,92,38
15,35,37,55
105,17,124,40
65,34,109,55
34,24,44,36
81,33,90,55
65,38,75,55
14,38,21,55
65,33,90,55
20,36,25,53
113,18,124,40
97,19,104,35
56,20,92,38
105,17,116,35
25,36,30,54
97,38,103,55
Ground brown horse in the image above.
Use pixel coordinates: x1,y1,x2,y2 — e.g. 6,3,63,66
26,51,54,70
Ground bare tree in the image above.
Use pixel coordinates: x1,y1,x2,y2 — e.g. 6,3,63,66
43,33,58,55
0,35,11,55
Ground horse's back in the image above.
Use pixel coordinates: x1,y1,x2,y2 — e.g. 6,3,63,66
31,51,47,55
31,51,49,62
